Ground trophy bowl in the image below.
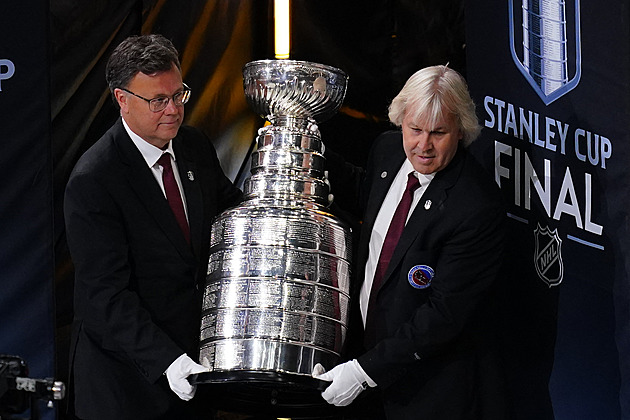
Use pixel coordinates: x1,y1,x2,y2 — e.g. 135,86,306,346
243,59,348,123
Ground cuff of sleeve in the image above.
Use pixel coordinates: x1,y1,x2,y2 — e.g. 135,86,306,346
353,359,377,388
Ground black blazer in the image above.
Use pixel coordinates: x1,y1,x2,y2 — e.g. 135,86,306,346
328,131,507,419
64,119,242,419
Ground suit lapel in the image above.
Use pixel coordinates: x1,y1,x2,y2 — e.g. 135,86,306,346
362,151,406,243
354,140,406,295
375,147,466,296
172,137,204,258
113,120,194,261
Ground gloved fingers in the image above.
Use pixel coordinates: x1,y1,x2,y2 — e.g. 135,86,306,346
168,354,207,377
317,360,371,406
315,362,343,382
321,384,336,404
312,363,327,377
165,354,207,401
315,369,335,382
185,361,209,375
322,382,363,406
171,378,197,401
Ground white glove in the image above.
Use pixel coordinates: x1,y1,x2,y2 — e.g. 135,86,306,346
165,354,208,401
312,360,376,406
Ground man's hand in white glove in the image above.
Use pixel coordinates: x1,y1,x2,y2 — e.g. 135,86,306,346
165,354,208,401
312,360,376,406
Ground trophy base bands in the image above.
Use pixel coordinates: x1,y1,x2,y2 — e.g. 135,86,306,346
192,371,338,417
193,370,327,390
199,339,341,374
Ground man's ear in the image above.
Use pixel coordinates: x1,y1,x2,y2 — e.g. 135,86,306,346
114,88,128,112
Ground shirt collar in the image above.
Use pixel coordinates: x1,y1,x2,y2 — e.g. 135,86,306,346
122,117,175,168
402,158,435,186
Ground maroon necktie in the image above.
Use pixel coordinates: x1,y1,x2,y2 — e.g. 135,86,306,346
158,153,190,243
369,172,420,305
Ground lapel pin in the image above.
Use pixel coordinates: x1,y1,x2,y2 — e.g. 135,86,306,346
424,200,432,210
187,171,195,181
381,171,388,178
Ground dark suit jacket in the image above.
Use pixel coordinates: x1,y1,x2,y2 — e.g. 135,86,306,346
64,118,242,420
327,131,507,419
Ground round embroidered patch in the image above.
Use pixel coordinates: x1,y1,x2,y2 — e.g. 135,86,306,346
408,265,434,289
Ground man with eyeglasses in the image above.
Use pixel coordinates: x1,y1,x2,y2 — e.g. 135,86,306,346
64,34,242,419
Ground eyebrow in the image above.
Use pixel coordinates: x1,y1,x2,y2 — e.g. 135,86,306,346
154,87,186,98
411,124,447,131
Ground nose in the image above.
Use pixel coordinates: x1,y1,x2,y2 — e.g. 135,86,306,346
163,97,180,114
415,132,432,152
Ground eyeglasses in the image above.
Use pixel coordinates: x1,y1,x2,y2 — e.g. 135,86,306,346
120,83,191,112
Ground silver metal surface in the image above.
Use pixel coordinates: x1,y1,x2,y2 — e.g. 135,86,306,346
199,339,340,376
208,205,351,259
251,149,326,177
243,60,347,123
198,60,351,385
257,124,323,153
243,172,330,204
201,278,350,320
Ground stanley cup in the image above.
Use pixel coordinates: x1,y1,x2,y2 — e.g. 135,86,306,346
195,60,352,401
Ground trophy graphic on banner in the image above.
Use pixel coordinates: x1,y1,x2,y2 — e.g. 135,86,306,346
194,60,352,413
523,0,569,95
509,0,582,104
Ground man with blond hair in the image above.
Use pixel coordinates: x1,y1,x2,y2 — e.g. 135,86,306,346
317,65,508,419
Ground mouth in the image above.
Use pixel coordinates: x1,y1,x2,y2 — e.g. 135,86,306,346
414,154,434,163
159,120,180,127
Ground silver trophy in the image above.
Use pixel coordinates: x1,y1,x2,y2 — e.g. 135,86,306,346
195,60,351,413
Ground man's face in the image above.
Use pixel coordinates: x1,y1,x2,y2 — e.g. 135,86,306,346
115,63,184,149
402,110,463,174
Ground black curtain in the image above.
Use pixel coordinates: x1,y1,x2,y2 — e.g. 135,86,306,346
1,1,55,419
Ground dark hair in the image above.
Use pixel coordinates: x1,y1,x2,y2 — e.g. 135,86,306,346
105,34,181,93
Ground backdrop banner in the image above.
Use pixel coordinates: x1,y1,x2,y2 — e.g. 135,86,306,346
0,1,55,419
465,1,629,419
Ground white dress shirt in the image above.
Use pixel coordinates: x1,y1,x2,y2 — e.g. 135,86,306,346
122,118,189,220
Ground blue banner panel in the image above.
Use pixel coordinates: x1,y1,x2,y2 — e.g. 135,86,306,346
0,1,55,419
465,1,629,419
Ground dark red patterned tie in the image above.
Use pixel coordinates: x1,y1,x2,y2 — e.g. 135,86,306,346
369,172,420,306
158,153,190,243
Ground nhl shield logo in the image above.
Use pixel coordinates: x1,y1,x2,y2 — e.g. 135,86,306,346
534,224,564,287
508,0,582,105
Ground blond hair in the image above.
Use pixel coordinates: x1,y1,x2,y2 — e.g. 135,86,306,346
388,65,481,146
